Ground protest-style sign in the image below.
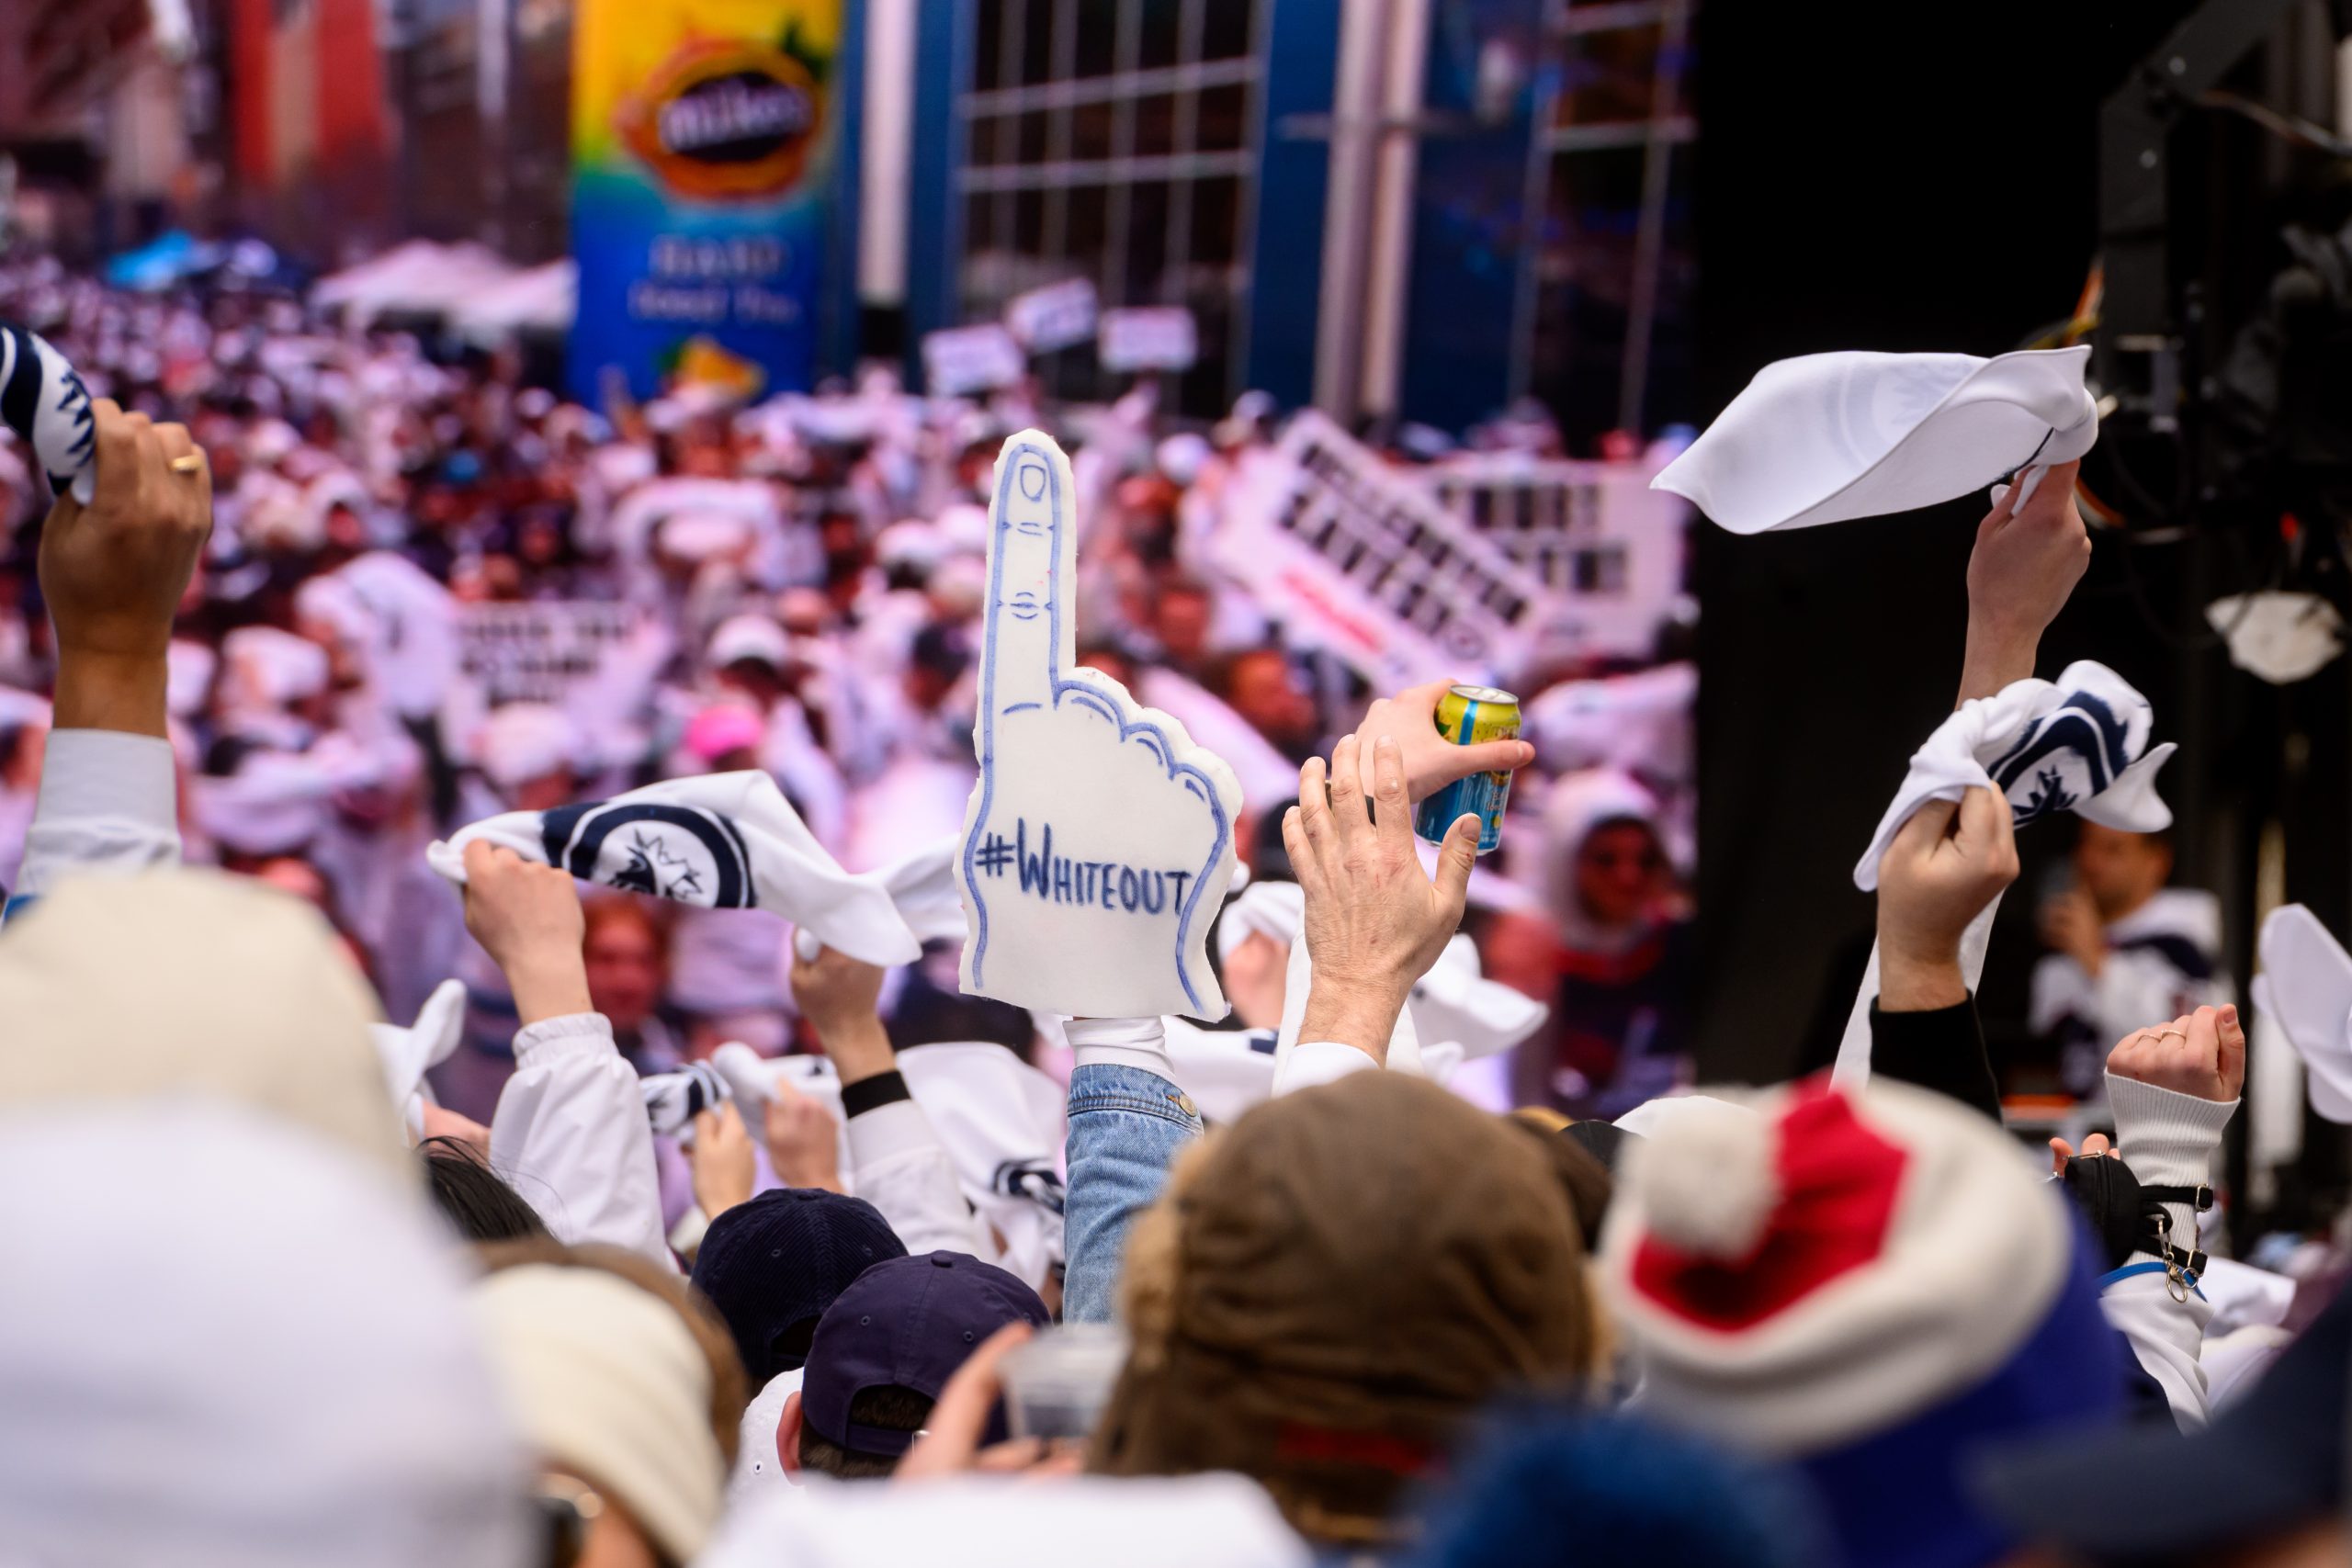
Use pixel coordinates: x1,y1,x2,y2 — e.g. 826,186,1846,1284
922,323,1026,398
955,430,1242,1021
1097,306,1197,372
1005,277,1099,355
458,601,642,709
1210,411,1548,689
1420,449,1687,662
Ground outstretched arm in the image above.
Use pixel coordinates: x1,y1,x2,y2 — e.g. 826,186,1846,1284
1867,787,2019,1119
473,841,672,1267
11,400,211,912
1955,458,2089,705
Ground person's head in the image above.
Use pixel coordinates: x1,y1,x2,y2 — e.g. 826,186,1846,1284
904,622,972,713
1204,647,1317,753
1544,769,1668,934
0,1103,535,1568
1154,581,1215,671
1094,1072,1600,1545
1075,639,1138,693
476,703,581,813
582,897,670,1034
1400,1407,1827,1568
1599,1080,2126,1568
782,1251,1050,1480
2072,822,2172,921
688,1188,907,1391
420,1135,549,1243
707,615,790,707
474,1242,747,1568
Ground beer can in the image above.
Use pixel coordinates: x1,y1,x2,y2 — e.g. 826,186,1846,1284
1414,684,1519,855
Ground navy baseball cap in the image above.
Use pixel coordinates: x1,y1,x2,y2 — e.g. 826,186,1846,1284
801,1250,1050,1458
689,1188,907,1390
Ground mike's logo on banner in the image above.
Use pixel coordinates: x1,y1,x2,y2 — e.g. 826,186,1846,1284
619,39,823,199
570,0,841,402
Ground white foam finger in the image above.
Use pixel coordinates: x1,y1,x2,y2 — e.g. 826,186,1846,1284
977,431,1073,723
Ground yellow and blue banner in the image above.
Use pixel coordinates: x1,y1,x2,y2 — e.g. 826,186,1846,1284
569,0,842,401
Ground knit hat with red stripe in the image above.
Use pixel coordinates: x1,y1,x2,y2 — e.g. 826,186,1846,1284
1598,1077,2126,1568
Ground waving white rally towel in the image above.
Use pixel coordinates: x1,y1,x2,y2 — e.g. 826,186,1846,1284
2252,905,2352,1123
794,834,964,962
429,772,922,968
641,1062,734,1139
1655,345,2097,533
0,322,96,504
1833,661,2173,1087
370,978,467,1141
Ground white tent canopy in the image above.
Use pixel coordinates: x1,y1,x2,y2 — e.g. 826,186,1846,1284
451,259,577,342
313,242,520,325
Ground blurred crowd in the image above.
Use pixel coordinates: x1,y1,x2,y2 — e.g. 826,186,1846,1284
0,254,1700,1128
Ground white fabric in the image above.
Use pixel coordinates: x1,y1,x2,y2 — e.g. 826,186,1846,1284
0,323,96,503
473,1263,725,1563
0,1102,533,1568
12,728,181,905
2205,592,2343,685
2102,1074,2236,1427
373,977,466,1142
897,1041,1069,1286
2252,904,2352,1122
640,1060,732,1139
699,1473,1312,1568
1653,346,2097,534
2029,889,2231,1092
1216,878,1302,964
1273,1039,1381,1096
1161,1017,1282,1124
1834,662,2175,1088
1852,661,2174,895
431,771,922,968
709,1044,857,1188
1407,931,1549,1061
488,1011,672,1268
842,1094,991,1259
727,1369,805,1506
469,702,581,791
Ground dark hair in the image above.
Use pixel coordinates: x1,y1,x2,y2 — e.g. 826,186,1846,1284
798,1383,934,1480
420,1137,551,1244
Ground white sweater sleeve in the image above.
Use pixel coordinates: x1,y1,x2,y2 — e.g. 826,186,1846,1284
1272,1042,1381,1096
2099,1073,2237,1429
9,728,181,912
489,1011,673,1269
845,1094,985,1258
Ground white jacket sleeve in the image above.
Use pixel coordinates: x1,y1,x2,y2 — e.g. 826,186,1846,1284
8,729,181,917
490,1011,673,1269
2098,1073,2236,1429
845,1091,986,1258
1273,1042,1381,1096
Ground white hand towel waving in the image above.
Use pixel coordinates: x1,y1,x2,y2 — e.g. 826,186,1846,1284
429,772,922,967
1656,345,2097,534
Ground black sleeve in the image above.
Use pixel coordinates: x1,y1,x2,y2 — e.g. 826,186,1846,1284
1868,994,2001,1123
839,1069,913,1120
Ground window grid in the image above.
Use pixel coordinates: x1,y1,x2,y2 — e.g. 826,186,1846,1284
1513,0,1696,440
957,0,1261,413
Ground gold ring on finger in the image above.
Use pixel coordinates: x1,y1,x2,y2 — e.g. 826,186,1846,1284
169,454,205,474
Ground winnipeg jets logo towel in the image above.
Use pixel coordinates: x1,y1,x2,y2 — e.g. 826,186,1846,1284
427,771,923,967
0,322,96,504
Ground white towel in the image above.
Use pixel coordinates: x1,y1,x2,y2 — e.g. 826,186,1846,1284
0,323,96,504
1408,933,1550,1062
370,979,466,1142
1655,346,2096,534
429,772,921,969
641,1062,733,1140
1852,660,2174,894
1834,662,2173,1088
895,1042,1067,1289
2252,905,2352,1122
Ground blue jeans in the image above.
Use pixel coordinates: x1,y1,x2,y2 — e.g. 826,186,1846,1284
1062,1064,1203,1323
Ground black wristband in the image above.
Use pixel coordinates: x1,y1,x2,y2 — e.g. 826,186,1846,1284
840,1069,912,1120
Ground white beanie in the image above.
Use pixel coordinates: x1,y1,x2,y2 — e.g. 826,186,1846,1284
474,702,582,792
472,1264,727,1563
0,870,404,1176
0,1102,534,1568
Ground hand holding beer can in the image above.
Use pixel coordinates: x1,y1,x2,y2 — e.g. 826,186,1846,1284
1413,684,1519,855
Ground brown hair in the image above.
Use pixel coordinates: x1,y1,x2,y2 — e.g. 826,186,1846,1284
1092,1073,1600,1544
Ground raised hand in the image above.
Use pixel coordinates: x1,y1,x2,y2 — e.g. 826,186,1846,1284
459,840,592,1023
761,1076,844,1193
39,396,212,735
954,431,1243,1021
2108,1005,2245,1103
1874,787,2019,1010
1957,457,2090,703
689,1102,757,1219
1350,679,1535,804
1285,734,1477,1059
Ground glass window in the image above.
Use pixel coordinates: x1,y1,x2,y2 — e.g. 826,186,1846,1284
1195,82,1250,152
1132,93,1179,158
1074,3,1118,76
1138,0,1183,70
1201,0,1256,62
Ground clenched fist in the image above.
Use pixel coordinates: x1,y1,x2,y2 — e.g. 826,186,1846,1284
2108,1004,2245,1103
